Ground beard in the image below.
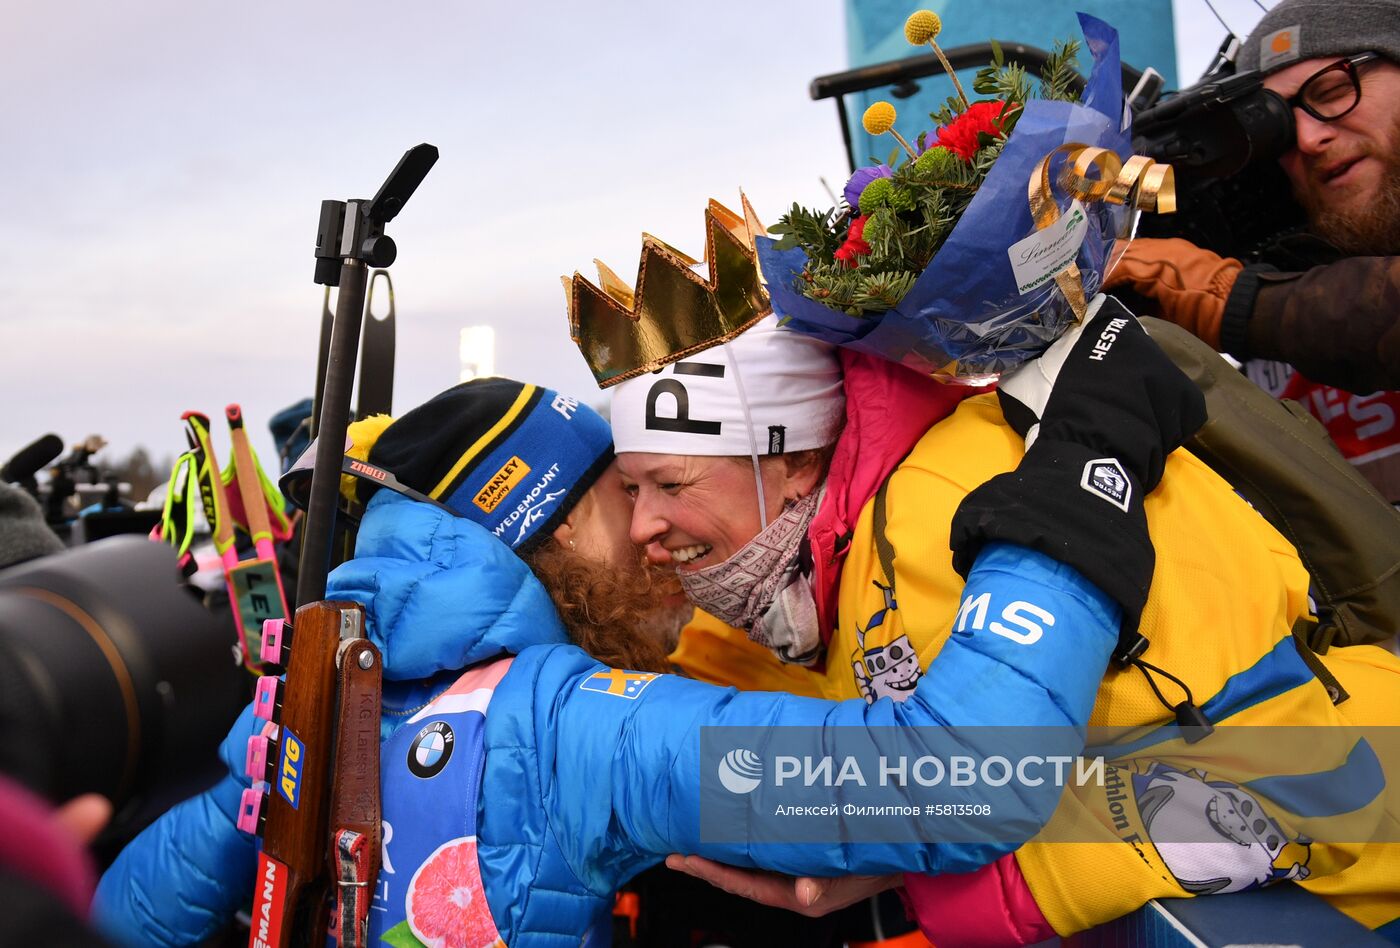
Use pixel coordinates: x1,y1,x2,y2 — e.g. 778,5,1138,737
1295,114,1400,255
523,541,692,674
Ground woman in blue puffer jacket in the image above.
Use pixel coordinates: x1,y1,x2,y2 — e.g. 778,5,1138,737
93,356,1196,946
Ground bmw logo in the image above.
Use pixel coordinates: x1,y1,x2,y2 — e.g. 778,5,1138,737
407,721,454,779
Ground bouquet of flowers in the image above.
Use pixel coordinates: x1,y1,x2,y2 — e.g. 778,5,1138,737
757,12,1171,381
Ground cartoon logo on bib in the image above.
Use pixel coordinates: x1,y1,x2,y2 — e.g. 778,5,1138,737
1131,763,1313,895
851,581,923,704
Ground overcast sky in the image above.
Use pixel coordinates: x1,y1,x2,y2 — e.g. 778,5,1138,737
1,0,1269,480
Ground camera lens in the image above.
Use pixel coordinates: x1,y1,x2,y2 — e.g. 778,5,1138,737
0,537,244,816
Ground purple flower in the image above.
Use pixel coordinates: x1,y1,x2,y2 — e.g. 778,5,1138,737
842,164,892,210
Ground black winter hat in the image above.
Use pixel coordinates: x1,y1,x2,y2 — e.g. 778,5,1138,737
365,378,614,552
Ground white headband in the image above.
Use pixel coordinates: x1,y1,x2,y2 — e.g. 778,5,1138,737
610,315,846,456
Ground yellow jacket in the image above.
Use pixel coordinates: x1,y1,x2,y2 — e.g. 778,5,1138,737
672,392,1400,934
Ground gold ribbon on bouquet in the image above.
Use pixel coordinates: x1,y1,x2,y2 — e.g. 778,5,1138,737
1028,144,1176,319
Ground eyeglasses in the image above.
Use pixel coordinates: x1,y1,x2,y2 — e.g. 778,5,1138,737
278,435,460,521
1288,52,1381,122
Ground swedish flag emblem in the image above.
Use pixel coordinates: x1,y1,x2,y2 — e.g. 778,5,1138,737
579,668,660,699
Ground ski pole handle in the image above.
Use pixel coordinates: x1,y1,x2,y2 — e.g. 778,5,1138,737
227,404,278,559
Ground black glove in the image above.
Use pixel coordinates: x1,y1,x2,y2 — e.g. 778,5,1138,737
949,297,1207,644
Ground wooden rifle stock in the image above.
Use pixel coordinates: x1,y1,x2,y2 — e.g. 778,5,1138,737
248,600,383,947
249,602,347,947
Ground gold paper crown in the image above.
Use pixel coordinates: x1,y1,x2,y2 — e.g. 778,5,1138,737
565,195,770,388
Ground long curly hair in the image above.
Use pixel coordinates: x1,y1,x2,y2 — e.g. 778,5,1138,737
522,541,682,674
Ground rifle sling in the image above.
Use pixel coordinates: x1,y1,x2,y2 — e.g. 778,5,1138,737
329,638,383,947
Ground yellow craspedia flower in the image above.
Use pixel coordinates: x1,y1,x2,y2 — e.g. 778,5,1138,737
905,10,942,45
862,101,897,136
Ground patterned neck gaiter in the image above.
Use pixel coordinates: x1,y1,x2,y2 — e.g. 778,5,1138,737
678,488,824,666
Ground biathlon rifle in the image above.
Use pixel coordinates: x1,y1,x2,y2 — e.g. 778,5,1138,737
237,143,438,948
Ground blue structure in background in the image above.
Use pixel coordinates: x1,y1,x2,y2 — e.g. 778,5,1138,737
840,1,1178,171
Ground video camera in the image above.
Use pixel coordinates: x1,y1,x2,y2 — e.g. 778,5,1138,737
1131,37,1307,260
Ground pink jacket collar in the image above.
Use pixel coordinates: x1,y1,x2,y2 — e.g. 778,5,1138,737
808,350,988,651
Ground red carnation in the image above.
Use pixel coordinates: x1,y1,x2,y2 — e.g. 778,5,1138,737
935,100,1017,162
833,214,872,267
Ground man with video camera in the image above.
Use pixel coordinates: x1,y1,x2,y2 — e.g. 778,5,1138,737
1110,0,1400,501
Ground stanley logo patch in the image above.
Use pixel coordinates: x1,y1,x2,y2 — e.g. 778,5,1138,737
474,455,531,513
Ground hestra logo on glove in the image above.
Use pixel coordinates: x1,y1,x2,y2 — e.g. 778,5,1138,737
1081,458,1131,512
1087,317,1129,362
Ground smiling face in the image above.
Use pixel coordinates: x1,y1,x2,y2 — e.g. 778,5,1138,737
616,452,823,570
1264,54,1400,253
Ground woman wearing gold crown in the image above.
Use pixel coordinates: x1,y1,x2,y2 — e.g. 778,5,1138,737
571,11,1400,941
592,284,1400,941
